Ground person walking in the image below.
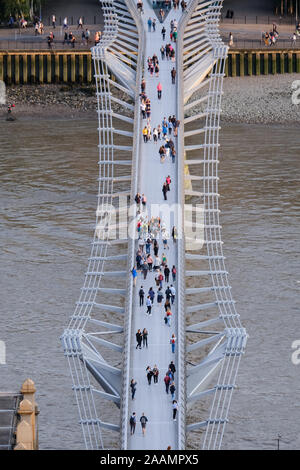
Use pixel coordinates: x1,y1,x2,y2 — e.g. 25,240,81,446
172,265,176,282
164,265,170,283
157,82,162,100
157,287,164,304
168,361,176,376
166,175,171,190
170,284,176,304
78,17,83,29
164,297,171,313
158,271,164,288
152,18,156,31
141,77,146,93
162,182,168,201
85,29,91,45
148,287,155,303
162,26,166,40
146,367,153,385
170,334,176,354
146,296,152,315
142,262,148,280
130,379,137,400
139,286,145,306
167,367,174,381
147,17,152,32
153,364,159,383
171,67,176,84
136,329,142,349
142,328,148,348
165,285,172,301
166,309,172,327
172,400,178,421
140,413,148,436
164,372,171,393
170,381,176,400
52,14,56,29
130,412,136,435
131,266,138,287
172,226,177,243
63,17,68,29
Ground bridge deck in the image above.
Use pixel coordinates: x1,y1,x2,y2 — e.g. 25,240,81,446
127,5,183,450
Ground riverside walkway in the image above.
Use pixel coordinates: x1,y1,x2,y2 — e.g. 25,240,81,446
127,6,182,450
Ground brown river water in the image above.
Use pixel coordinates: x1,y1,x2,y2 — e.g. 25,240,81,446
0,118,299,449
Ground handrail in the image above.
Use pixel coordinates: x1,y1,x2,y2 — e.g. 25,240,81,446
118,0,145,450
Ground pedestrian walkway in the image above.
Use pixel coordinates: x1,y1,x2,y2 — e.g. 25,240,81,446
127,4,182,451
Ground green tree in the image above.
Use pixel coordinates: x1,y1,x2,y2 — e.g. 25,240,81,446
0,0,45,22
0,0,30,21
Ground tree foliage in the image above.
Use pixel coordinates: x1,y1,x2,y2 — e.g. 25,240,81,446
0,0,45,22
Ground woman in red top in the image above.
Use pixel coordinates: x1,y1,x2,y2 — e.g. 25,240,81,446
166,175,171,190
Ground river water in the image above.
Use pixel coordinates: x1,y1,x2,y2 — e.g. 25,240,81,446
0,119,299,450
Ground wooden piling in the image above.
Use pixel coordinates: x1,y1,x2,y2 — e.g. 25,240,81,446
23,55,28,84
38,55,44,83
0,54,4,82
239,52,245,76
30,54,36,83
47,54,52,83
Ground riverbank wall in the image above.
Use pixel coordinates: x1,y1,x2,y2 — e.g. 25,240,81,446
0,49,300,84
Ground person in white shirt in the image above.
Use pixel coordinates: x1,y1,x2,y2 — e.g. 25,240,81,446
170,285,176,304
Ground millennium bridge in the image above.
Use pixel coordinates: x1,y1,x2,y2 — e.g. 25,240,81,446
61,0,248,450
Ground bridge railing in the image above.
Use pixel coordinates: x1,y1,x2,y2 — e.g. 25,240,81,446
119,0,145,450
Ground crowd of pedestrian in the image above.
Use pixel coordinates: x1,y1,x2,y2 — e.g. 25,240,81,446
262,24,279,46
129,11,181,440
